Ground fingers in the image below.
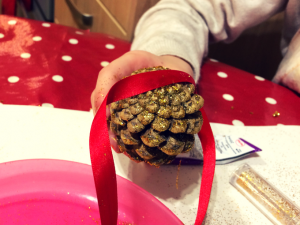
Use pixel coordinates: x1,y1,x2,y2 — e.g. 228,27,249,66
91,51,162,114
91,50,194,115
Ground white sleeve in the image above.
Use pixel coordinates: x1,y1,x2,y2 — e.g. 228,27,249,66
131,0,286,82
272,0,300,94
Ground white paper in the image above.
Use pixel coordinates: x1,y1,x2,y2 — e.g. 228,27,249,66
177,135,261,165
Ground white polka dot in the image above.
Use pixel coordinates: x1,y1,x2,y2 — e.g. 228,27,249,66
255,76,265,81
42,23,51,27
105,44,115,49
69,38,78,44
20,53,31,58
217,72,228,78
210,59,218,62
76,31,83,35
101,61,109,67
8,76,19,83
265,97,277,105
41,103,54,108
277,124,284,126
0,102,3,105
232,120,245,126
223,94,234,101
0,33,4,38
32,36,42,41
62,55,72,61
8,20,17,25
52,75,63,82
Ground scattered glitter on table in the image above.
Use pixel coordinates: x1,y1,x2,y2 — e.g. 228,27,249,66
273,111,281,117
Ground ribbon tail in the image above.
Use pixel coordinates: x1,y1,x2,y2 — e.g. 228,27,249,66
195,108,216,224
90,96,118,225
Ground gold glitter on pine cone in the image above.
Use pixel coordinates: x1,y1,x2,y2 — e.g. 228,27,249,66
109,66,204,167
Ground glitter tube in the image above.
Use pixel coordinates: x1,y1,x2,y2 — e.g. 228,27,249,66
230,164,300,225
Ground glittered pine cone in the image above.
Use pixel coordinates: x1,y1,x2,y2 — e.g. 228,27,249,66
109,66,204,167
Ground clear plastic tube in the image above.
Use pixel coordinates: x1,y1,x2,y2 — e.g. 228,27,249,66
230,163,300,225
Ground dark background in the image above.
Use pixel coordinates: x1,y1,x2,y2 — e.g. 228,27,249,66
208,13,284,81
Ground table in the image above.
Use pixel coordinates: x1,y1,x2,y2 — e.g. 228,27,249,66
1,105,299,225
1,15,300,224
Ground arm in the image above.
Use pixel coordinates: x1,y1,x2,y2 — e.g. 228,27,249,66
273,0,300,94
131,0,287,82
273,29,300,94
91,0,287,114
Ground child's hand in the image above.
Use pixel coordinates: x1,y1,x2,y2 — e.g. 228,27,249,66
91,50,193,115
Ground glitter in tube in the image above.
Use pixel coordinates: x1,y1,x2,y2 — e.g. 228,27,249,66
230,164,300,225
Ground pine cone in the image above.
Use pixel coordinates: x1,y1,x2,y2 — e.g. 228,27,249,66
109,66,204,167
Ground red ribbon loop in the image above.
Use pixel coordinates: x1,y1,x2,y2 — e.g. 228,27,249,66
89,70,215,225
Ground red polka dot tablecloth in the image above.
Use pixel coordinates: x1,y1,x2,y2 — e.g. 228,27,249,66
1,15,299,126
0,15,130,112
199,60,300,126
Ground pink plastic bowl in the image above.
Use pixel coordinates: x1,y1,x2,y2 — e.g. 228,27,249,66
0,159,182,224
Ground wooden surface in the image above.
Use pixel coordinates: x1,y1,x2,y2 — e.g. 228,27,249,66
54,0,81,28
54,0,159,41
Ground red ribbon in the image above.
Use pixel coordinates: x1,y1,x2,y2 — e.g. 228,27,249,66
89,70,216,225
